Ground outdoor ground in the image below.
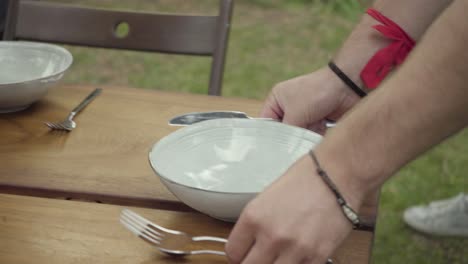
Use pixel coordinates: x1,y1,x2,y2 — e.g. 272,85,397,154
52,0,468,263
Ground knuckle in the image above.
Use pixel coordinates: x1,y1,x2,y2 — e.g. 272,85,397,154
241,205,260,227
268,229,293,249
295,238,312,253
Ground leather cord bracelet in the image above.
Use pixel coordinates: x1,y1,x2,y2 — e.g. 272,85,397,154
328,61,367,98
309,150,361,229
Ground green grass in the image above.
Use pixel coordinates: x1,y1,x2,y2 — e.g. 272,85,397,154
373,129,468,264
52,0,468,262
54,0,362,98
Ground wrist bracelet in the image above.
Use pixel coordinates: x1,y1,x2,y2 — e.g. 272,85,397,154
328,61,367,98
309,150,361,229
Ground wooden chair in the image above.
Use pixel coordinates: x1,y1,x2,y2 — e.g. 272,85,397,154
3,0,233,96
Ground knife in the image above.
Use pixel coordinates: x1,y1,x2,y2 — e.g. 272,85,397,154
168,111,337,128
168,111,275,126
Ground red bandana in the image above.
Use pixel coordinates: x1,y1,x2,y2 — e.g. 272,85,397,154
360,8,415,89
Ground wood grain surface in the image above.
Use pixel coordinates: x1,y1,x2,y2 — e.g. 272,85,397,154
0,84,378,225
0,194,373,264
0,85,262,207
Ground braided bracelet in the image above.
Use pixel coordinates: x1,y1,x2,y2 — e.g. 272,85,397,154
328,61,367,98
309,150,361,229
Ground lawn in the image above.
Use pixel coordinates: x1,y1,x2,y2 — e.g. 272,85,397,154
52,0,468,263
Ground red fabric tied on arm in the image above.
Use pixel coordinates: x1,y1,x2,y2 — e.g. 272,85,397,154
360,8,415,89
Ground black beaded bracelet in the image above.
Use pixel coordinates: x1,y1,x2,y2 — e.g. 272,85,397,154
309,150,361,229
328,61,367,98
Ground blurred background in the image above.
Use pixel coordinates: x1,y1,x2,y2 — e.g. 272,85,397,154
3,0,467,263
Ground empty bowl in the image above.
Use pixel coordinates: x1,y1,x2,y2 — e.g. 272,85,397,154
149,119,322,222
0,41,73,113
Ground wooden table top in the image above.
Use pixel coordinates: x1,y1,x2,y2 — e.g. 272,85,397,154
0,85,377,263
0,85,378,221
0,85,263,208
0,194,373,264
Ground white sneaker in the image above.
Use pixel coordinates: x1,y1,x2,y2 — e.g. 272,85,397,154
403,193,468,237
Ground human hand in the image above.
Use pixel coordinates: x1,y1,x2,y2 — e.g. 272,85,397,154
261,67,361,134
225,154,363,264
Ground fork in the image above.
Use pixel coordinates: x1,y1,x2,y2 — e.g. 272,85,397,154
120,209,227,256
45,88,102,131
120,209,333,263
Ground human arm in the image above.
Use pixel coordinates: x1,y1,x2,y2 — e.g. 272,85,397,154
226,0,468,263
261,0,453,130
318,0,468,202
334,0,453,91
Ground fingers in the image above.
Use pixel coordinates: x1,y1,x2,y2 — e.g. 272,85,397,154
272,236,325,264
307,120,328,135
242,239,277,264
282,111,309,128
260,89,284,120
225,211,256,263
272,248,303,264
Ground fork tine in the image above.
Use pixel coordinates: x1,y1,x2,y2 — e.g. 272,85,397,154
45,122,56,129
122,209,178,235
120,217,162,246
120,214,161,240
56,123,67,130
120,212,163,242
48,122,63,130
120,211,163,239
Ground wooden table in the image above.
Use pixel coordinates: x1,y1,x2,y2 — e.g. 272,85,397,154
0,85,377,263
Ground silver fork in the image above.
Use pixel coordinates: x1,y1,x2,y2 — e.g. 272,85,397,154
120,209,333,263
120,209,227,256
45,88,102,131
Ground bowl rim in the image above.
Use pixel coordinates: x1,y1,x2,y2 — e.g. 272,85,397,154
0,41,73,86
148,118,322,195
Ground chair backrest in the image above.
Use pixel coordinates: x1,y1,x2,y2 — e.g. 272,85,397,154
0,1,8,38
4,0,233,96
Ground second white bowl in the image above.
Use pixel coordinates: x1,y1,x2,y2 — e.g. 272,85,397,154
0,41,73,113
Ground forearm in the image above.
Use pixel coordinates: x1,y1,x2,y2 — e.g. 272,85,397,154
317,0,468,207
333,0,452,92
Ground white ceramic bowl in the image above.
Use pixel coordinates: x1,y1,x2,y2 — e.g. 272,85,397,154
149,119,322,222
0,41,73,113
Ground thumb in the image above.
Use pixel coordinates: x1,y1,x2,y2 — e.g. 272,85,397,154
260,92,283,120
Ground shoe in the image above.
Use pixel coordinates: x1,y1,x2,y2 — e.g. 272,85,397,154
403,193,468,237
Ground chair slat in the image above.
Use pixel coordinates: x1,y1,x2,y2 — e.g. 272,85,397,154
15,1,218,55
